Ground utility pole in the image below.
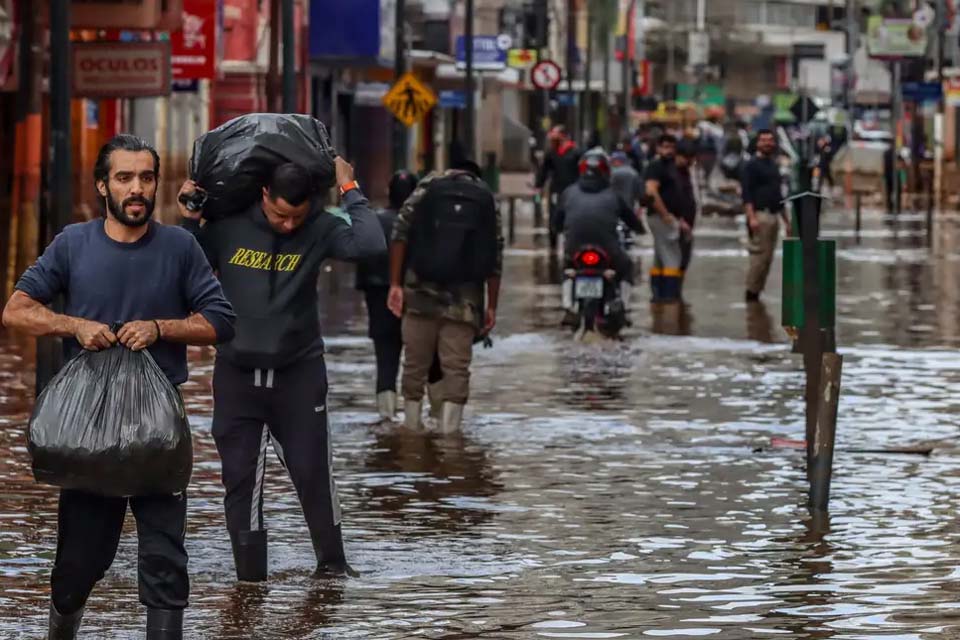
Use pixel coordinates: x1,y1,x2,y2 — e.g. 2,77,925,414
40,0,72,394
602,10,611,146
566,0,576,135
267,0,280,111
393,0,407,171
934,0,946,218
281,0,296,112
892,60,902,213
282,0,297,113
695,0,706,106
845,0,857,124
622,0,644,141
6,6,41,300
534,0,549,145
464,0,476,161
580,5,592,145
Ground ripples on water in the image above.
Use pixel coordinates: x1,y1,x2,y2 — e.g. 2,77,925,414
2,209,960,638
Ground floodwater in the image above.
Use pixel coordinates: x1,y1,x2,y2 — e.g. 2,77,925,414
3,205,960,639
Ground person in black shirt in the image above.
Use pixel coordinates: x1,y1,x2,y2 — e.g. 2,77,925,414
644,134,691,302
534,125,581,251
741,129,788,301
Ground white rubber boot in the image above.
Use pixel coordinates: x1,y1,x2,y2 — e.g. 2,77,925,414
620,281,632,310
427,382,444,420
561,278,575,311
376,391,397,421
440,403,465,434
403,400,422,430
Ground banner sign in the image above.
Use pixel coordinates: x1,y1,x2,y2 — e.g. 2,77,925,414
171,0,216,80
73,41,172,98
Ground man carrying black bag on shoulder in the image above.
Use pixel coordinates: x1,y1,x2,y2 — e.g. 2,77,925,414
387,160,503,433
178,156,385,581
2,134,236,640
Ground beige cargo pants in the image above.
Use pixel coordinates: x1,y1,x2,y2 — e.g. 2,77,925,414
746,210,781,296
401,312,475,405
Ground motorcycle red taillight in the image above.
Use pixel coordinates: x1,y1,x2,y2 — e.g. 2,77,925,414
580,251,601,267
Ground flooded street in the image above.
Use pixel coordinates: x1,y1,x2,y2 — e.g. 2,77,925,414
4,207,960,639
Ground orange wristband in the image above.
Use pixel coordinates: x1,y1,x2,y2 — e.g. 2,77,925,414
339,180,359,197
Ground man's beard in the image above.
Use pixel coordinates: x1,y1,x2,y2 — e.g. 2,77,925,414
107,193,155,227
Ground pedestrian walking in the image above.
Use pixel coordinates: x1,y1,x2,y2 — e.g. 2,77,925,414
178,157,385,582
610,151,645,216
3,134,236,640
741,129,789,302
355,171,443,421
644,135,694,302
388,160,503,433
534,126,581,251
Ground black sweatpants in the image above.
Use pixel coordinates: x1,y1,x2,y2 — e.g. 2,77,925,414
365,287,442,394
51,489,188,615
212,356,344,564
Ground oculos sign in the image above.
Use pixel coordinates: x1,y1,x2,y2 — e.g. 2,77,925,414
72,42,172,98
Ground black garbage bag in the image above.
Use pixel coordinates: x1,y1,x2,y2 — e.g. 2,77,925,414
28,347,192,497
188,113,337,220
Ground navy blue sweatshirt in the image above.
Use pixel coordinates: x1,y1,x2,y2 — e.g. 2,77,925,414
15,220,236,385
184,189,386,370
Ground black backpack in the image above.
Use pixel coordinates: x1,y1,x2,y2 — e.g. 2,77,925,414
409,175,498,285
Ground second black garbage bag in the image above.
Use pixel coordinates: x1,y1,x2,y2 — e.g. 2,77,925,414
188,113,337,220
28,346,192,497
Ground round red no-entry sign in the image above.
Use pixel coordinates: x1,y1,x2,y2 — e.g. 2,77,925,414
531,60,562,91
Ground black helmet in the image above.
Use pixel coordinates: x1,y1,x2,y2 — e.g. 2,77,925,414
578,149,611,178
388,171,419,209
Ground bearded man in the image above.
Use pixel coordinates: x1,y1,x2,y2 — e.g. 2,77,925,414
2,134,236,640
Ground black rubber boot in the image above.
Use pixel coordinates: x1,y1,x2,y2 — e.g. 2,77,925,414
311,526,357,578
48,603,83,640
230,529,268,582
146,608,183,640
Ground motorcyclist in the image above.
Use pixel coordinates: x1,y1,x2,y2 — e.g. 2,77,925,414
555,149,645,321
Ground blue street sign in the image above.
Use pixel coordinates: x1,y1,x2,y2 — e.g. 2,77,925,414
555,91,576,107
172,79,199,93
439,90,466,109
902,82,943,102
455,35,508,71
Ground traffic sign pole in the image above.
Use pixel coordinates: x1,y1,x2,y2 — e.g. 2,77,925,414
464,0,475,162
393,0,407,172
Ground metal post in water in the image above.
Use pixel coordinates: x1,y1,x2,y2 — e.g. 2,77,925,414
464,0,476,162
393,0,407,172
855,193,861,243
795,170,823,474
39,0,72,396
810,353,843,511
508,197,516,245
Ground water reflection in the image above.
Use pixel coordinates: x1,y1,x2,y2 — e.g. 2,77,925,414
650,301,693,336
357,426,500,533
746,301,776,344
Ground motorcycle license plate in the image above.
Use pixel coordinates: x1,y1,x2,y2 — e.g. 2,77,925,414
575,277,603,299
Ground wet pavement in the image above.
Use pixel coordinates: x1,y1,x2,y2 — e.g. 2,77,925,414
3,206,960,638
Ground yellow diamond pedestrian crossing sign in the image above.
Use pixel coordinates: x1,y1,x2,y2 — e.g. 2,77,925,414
383,72,437,128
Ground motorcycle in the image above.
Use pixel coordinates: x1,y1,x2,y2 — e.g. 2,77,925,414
562,245,627,339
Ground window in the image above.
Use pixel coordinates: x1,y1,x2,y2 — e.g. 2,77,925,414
737,1,817,28
738,0,766,25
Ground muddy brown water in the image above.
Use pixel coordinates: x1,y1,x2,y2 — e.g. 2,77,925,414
3,208,960,638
